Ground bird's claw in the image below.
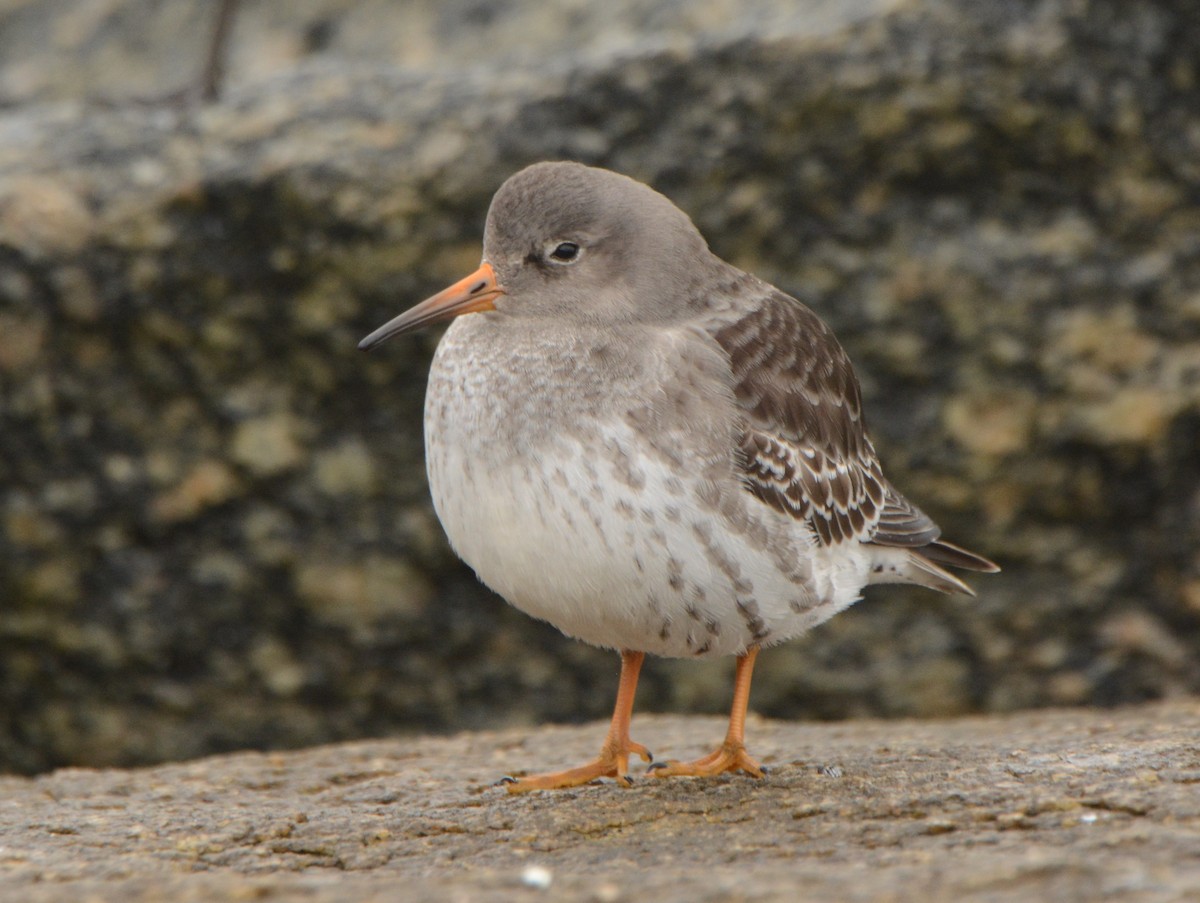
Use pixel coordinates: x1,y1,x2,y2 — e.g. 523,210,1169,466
644,743,766,780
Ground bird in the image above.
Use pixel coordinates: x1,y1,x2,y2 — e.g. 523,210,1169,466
359,161,998,792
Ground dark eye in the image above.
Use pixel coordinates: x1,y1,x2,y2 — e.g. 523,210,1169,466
549,241,580,263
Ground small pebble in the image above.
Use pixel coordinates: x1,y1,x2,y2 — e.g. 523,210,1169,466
521,865,553,889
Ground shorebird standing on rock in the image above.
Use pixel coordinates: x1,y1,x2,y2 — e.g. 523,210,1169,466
359,161,998,792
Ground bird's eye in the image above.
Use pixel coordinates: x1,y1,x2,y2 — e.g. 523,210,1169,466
548,241,580,263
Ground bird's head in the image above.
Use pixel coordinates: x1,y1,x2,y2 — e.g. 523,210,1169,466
359,161,716,350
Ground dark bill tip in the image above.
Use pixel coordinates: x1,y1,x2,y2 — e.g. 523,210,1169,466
358,262,502,352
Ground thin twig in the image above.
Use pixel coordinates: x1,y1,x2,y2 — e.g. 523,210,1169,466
199,0,240,102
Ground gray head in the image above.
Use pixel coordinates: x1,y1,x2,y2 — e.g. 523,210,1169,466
359,162,722,349
483,162,719,322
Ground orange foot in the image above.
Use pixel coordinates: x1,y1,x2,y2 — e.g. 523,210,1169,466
648,741,765,780
501,739,652,793
650,648,767,781
501,650,651,793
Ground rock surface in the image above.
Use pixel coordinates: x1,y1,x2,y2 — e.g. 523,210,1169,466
2,0,1200,773
2,701,1199,902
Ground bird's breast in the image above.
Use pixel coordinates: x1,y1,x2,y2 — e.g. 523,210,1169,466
418,314,868,657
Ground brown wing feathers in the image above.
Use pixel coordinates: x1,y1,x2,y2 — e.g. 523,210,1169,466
711,288,998,575
714,290,890,546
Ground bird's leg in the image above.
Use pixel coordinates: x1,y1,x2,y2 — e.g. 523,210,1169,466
502,649,652,793
650,646,765,779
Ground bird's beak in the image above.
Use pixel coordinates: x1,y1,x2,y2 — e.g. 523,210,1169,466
358,262,504,351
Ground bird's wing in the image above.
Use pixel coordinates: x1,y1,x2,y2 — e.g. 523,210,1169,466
707,286,940,548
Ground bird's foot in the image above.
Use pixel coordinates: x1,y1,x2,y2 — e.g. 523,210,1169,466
500,739,653,793
648,741,765,780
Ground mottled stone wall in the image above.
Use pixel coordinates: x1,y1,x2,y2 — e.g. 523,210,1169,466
1,0,1198,773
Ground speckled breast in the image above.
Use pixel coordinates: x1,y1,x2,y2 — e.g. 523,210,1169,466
419,315,862,658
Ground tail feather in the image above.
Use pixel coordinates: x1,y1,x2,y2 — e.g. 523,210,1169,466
922,540,1000,574
904,552,975,596
866,541,998,597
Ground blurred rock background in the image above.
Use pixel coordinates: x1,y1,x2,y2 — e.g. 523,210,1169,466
1,0,1197,775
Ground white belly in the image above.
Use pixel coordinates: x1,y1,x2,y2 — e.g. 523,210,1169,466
421,316,874,658
428,421,872,658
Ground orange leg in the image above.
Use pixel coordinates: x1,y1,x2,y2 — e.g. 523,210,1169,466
650,646,765,780
502,650,652,793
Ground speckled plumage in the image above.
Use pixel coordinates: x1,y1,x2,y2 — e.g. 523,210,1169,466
360,161,997,788
425,313,833,657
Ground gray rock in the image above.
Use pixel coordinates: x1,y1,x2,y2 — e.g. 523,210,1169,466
1,0,1198,773
1,702,1199,902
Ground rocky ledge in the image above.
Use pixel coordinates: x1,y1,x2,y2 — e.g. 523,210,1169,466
2,0,1199,773
2,701,1199,902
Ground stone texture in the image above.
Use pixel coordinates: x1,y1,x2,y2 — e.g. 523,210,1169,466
1,702,1199,902
1,0,1199,773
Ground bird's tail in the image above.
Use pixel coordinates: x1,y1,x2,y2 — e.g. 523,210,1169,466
866,540,1000,597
